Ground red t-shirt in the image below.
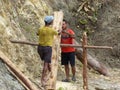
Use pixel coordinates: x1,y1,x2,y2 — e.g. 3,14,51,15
61,29,75,52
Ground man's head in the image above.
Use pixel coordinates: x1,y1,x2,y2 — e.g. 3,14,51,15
62,19,68,30
44,16,54,25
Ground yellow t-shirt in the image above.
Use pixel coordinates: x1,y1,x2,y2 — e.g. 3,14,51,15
37,26,58,46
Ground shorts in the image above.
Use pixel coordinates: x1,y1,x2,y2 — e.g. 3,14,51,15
37,45,52,63
61,52,75,66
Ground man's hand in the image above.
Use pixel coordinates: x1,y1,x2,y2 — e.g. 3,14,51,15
62,30,67,33
57,30,62,35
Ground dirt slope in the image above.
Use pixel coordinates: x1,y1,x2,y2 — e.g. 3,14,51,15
89,0,120,68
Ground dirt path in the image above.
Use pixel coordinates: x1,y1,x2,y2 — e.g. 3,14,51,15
56,68,120,90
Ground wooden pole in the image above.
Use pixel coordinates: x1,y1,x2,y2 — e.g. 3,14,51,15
82,32,88,90
10,40,38,46
60,44,112,49
5,65,29,90
47,11,63,90
10,40,112,50
0,51,39,90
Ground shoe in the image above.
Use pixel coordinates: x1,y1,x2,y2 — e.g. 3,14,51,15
62,79,70,82
72,76,76,81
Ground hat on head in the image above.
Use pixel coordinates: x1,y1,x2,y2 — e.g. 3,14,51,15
44,16,54,24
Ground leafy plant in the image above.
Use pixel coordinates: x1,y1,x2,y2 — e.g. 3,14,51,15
58,87,65,90
79,19,88,25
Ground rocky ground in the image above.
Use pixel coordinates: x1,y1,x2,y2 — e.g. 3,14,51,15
56,66,120,90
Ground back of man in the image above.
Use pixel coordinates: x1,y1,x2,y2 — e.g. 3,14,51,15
38,26,58,46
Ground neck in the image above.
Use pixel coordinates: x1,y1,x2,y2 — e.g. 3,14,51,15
63,28,68,31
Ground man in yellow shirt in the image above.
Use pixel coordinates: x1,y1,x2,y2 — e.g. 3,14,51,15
37,16,58,86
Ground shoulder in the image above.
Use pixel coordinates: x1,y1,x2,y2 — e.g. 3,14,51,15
39,26,44,30
67,28,74,31
67,29,75,34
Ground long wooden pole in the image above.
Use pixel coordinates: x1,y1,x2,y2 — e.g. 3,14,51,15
10,40,112,49
61,44,112,49
0,51,39,90
82,32,88,90
6,65,29,90
10,40,38,46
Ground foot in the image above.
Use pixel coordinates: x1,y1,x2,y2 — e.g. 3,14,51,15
72,76,76,81
62,79,70,82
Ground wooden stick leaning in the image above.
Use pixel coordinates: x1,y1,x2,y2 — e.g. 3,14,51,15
0,51,39,90
5,65,29,90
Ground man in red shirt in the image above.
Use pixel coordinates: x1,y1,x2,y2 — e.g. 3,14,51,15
61,19,76,82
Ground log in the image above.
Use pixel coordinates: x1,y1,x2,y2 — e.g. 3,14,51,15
5,65,29,90
74,40,110,76
0,50,39,90
47,11,63,90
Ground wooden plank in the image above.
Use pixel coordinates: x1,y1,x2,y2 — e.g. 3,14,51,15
47,11,63,90
0,51,39,90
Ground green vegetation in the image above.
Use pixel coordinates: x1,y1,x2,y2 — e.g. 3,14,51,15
58,87,65,90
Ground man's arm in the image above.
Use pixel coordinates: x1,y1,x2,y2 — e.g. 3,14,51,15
62,30,75,38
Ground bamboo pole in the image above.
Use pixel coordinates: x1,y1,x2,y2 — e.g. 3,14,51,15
0,51,39,90
82,32,88,90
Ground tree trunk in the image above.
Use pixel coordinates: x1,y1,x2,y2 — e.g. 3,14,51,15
46,11,63,90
